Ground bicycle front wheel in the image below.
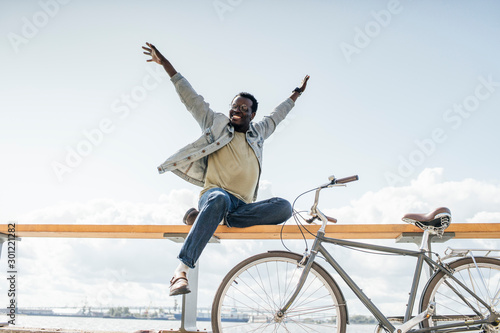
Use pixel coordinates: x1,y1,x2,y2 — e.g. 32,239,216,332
211,251,347,333
420,256,500,332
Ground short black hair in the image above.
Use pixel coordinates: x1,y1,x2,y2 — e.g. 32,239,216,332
234,92,258,114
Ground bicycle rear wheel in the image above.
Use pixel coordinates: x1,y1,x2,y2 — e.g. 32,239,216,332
420,256,500,332
211,251,347,333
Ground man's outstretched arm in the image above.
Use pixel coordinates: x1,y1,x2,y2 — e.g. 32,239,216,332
255,75,311,140
142,42,177,78
142,42,215,129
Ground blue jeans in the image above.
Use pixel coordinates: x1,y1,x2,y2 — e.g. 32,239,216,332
178,187,292,268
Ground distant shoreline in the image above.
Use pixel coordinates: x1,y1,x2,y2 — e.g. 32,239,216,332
7,310,377,325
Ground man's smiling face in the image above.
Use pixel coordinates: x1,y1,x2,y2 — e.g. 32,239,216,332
229,96,255,133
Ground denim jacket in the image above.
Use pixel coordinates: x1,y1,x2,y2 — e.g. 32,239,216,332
157,73,295,201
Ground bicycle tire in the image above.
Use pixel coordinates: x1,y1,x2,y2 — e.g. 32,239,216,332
211,251,347,333
420,256,500,332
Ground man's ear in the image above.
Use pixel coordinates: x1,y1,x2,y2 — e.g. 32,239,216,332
251,112,256,120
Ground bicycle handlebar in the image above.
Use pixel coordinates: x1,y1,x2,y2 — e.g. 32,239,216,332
333,175,359,184
308,174,359,229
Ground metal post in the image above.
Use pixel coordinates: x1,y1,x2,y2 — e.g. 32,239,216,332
179,263,200,333
0,234,7,259
164,232,219,333
397,232,455,279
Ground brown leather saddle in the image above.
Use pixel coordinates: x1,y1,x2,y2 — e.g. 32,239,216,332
402,207,452,234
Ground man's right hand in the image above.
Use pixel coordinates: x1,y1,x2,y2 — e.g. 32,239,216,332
142,42,177,77
142,42,164,64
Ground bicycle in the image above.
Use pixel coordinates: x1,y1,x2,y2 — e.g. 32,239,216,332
211,175,500,333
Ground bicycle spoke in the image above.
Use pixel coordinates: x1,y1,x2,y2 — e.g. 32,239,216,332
461,266,487,311
439,279,483,316
244,267,279,310
223,292,271,315
254,264,278,310
471,256,493,304
285,305,337,318
294,281,331,310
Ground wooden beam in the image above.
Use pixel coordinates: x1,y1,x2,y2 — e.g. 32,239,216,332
1,223,499,240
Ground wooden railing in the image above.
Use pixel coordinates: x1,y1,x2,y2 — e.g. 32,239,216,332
2,223,500,240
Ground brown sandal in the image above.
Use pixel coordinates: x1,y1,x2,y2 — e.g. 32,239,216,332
169,272,191,296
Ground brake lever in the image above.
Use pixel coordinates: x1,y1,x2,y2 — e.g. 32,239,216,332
305,215,337,224
305,216,318,224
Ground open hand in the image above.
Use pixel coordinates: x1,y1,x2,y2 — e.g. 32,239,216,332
142,42,177,77
142,42,164,65
299,75,310,93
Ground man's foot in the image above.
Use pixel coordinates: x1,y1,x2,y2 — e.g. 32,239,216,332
183,208,199,225
169,272,191,296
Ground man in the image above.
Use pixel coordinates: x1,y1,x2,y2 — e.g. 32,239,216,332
142,42,309,296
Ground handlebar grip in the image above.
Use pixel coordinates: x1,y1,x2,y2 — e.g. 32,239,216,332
335,175,359,184
326,215,337,223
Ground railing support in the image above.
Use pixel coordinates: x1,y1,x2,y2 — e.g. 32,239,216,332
164,233,219,333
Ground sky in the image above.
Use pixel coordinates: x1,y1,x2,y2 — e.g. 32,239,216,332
1,0,500,325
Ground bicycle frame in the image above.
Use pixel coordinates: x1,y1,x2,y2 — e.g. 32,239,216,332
280,184,495,333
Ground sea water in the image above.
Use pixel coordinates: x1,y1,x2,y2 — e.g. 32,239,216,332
6,315,377,332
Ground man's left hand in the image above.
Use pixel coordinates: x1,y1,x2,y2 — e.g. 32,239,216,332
299,75,310,93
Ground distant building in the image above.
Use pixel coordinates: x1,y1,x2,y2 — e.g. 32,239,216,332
18,309,54,316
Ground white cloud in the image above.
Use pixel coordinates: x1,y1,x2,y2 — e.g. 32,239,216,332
468,211,500,223
18,188,198,225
